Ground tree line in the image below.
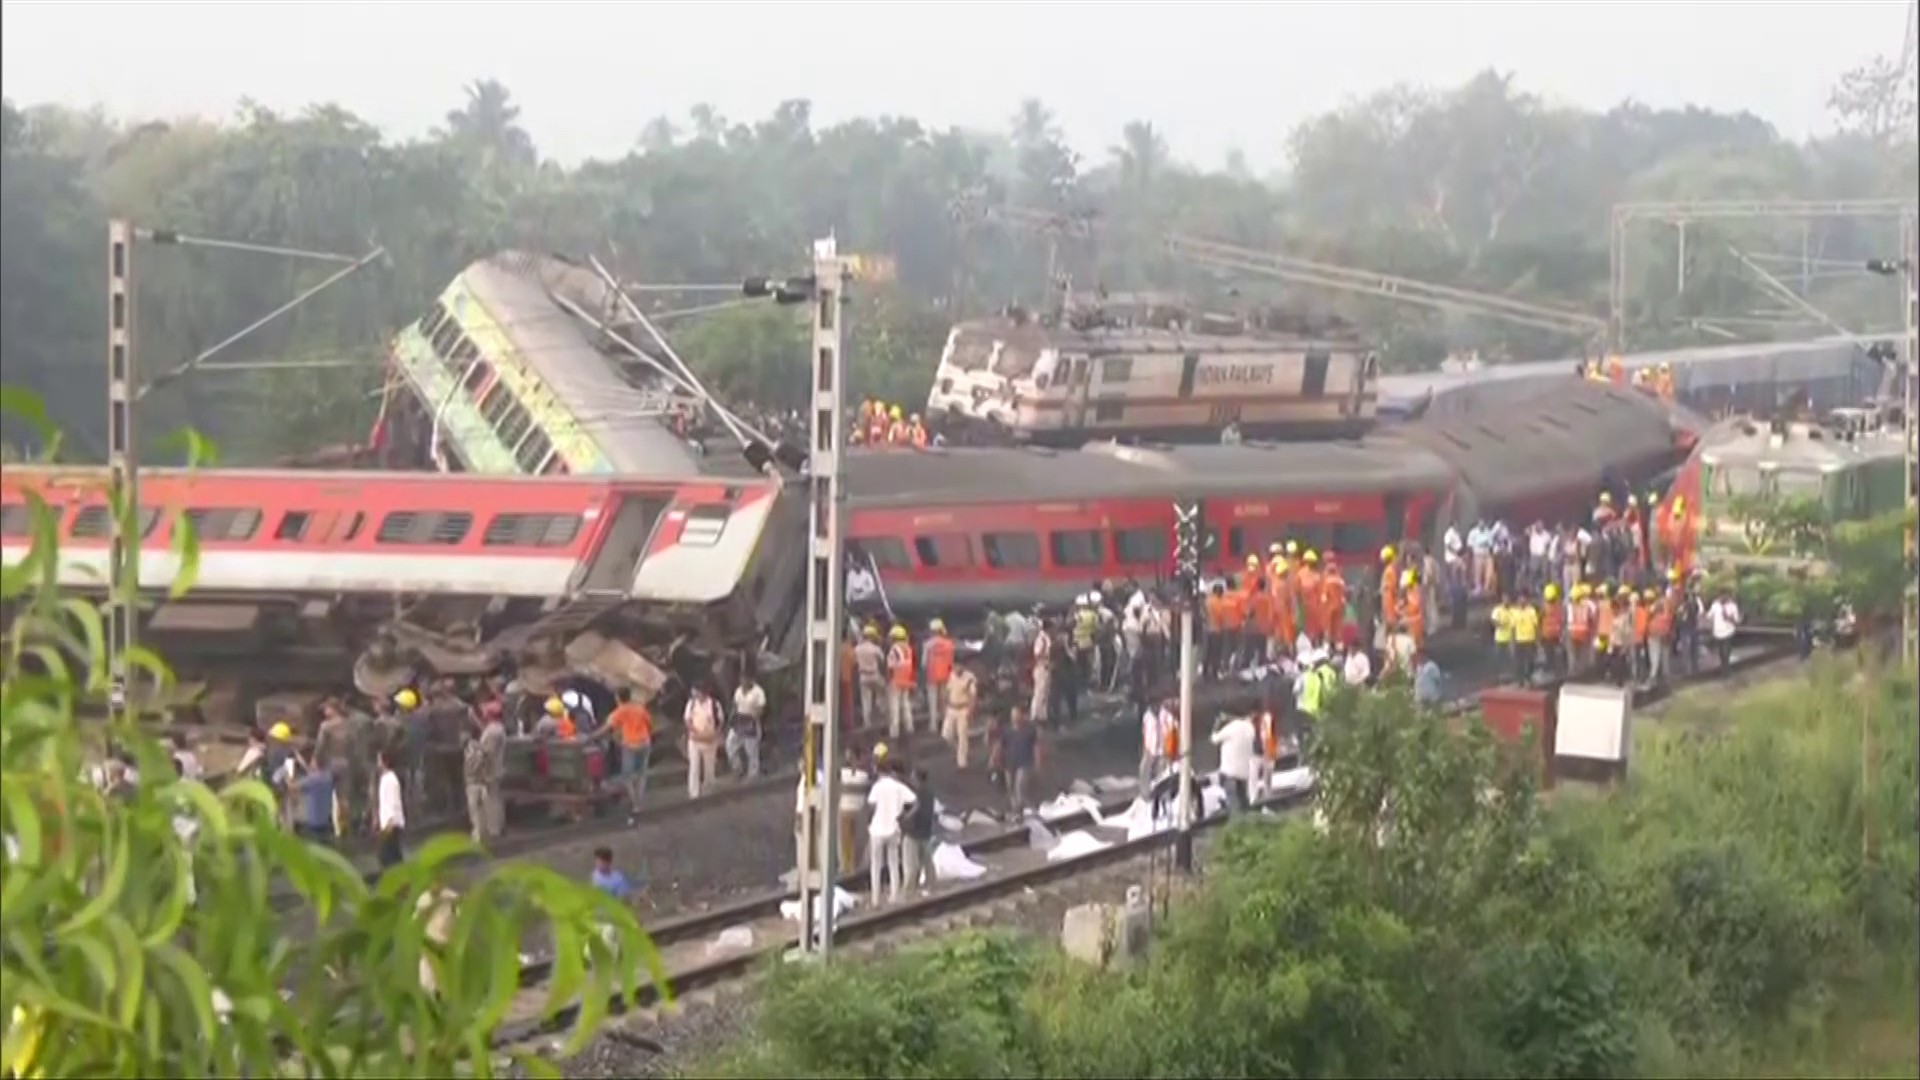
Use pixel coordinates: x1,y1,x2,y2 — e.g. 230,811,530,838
2,57,1914,462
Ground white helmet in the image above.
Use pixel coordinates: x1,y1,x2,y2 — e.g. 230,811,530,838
1089,591,1103,605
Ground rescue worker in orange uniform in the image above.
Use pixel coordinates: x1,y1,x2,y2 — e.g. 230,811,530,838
1270,561,1299,658
885,625,916,738
1631,587,1654,686
1606,354,1626,385
886,406,910,446
1295,550,1326,645
1568,583,1596,674
1378,545,1401,654
1539,582,1566,679
866,405,890,445
907,414,930,448
922,618,955,726
1400,567,1426,652
544,696,577,740
1593,492,1616,530
1645,587,1673,685
1241,559,1274,663
1320,555,1348,647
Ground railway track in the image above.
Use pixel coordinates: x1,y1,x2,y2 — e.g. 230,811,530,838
487,638,1801,1057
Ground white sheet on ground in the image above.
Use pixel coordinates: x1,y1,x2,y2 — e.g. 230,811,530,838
706,925,755,955
1036,792,1113,826
933,841,988,880
1047,830,1111,861
780,886,857,924
1026,817,1059,852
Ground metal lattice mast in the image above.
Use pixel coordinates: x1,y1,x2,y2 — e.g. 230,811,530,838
106,221,139,723
1902,212,1917,668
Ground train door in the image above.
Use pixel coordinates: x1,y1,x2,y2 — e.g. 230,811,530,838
1063,356,1092,427
1302,350,1331,399
575,494,671,594
1346,353,1377,418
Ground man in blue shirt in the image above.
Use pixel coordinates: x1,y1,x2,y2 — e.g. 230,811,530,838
295,756,336,845
589,846,636,901
1413,652,1447,709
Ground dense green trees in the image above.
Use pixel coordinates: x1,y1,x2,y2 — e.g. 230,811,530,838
719,665,1919,1078
3,63,1914,462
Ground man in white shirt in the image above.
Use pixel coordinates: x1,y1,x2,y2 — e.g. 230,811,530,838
1138,697,1174,790
375,749,406,870
865,766,917,906
1341,645,1372,688
1706,592,1741,669
1210,713,1257,812
728,675,767,780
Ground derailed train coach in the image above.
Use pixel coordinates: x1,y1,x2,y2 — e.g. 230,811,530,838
1379,337,1877,422
0,466,808,707
844,380,1701,615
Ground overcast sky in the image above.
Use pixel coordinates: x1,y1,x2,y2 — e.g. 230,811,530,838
1,1,1910,171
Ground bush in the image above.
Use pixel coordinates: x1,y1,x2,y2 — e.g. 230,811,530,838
716,657,1918,1080
0,397,658,1078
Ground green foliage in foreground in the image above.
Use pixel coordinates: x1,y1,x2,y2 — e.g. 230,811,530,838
716,665,1919,1079
0,452,660,1078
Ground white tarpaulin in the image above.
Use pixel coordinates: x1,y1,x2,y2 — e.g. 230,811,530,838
932,842,988,880
781,887,857,924
1047,830,1111,862
706,925,755,955
1035,792,1115,826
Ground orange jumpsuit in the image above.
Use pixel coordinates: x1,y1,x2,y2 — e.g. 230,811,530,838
1403,588,1426,649
1321,572,1348,643
1296,565,1325,643
1271,573,1299,648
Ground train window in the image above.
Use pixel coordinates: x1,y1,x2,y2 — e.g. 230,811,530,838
1047,530,1102,569
275,511,311,542
416,304,447,337
461,358,494,397
542,453,570,476
1293,524,1333,555
1112,527,1169,566
1100,357,1134,384
1094,400,1124,423
913,533,974,569
514,428,554,473
0,503,30,537
982,531,1041,570
184,508,262,542
848,537,912,571
1383,494,1409,541
69,505,159,539
483,513,582,548
333,511,366,544
430,316,463,359
1332,521,1383,554
497,400,535,451
376,511,473,546
679,505,731,547
450,336,481,367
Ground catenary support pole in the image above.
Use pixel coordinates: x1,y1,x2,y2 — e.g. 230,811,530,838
796,238,850,957
106,220,138,724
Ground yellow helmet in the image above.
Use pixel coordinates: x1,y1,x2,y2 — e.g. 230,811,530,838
890,405,903,420
864,623,880,638
1286,540,1300,556
1616,585,1633,598
1642,589,1658,601
873,741,889,759
930,618,947,633
1544,583,1560,600
1400,569,1417,588
394,688,420,711
1380,545,1396,564
1671,496,1686,514
1245,554,1260,568
545,696,565,717
269,721,293,741
1302,550,1319,564
1668,567,1682,582
889,625,908,640
1599,493,1613,504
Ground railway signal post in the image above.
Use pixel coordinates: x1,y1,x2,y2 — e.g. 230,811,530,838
756,239,853,957
1170,499,1210,873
